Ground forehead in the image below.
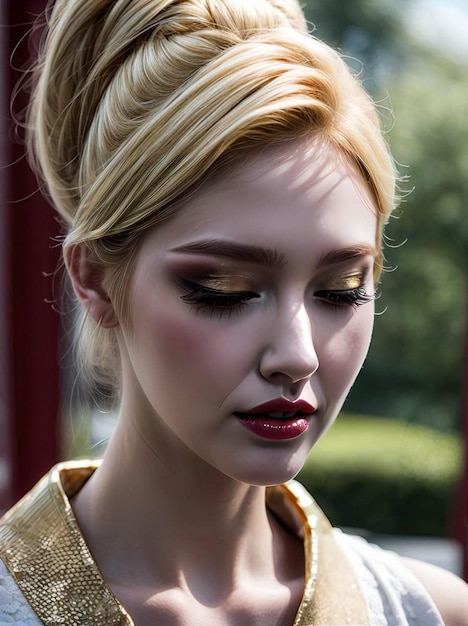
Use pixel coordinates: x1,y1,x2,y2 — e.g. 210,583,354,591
140,137,377,262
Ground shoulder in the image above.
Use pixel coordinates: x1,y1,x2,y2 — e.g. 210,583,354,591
403,557,468,626
335,532,446,625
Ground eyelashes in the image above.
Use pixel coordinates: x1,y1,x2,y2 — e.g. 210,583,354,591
315,286,375,307
177,275,375,318
177,277,259,316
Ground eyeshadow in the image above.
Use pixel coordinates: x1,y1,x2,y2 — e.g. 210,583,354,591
327,272,364,290
196,274,253,292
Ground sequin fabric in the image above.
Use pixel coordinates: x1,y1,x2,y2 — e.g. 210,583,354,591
0,461,369,625
0,462,132,625
269,481,369,625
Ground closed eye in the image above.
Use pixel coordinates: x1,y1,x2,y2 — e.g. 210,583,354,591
177,277,260,316
315,287,375,307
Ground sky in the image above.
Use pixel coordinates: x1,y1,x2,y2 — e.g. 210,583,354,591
407,0,468,62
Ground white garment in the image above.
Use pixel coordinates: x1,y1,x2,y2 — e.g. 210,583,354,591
336,532,444,626
0,535,444,626
0,559,39,625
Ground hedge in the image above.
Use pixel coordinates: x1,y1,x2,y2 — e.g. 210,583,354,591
296,415,462,537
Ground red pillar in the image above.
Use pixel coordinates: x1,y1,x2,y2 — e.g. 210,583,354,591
0,0,13,513
0,0,61,511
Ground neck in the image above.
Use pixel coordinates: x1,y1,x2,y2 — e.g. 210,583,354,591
72,411,283,595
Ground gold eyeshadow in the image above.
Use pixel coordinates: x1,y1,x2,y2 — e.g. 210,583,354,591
327,272,364,290
196,274,253,292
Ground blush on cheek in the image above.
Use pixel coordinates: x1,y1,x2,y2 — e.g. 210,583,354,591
143,307,245,394
152,309,201,363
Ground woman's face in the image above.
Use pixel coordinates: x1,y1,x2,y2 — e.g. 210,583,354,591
117,138,378,485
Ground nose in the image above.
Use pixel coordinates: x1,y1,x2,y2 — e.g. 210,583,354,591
259,302,319,390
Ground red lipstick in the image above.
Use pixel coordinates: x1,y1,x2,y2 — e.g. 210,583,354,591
235,399,316,441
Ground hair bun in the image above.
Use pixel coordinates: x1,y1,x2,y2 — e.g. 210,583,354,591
28,0,307,227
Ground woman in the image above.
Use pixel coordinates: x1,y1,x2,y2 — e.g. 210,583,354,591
1,0,467,624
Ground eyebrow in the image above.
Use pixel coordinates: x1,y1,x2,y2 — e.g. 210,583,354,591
170,240,286,270
317,244,378,268
171,240,377,270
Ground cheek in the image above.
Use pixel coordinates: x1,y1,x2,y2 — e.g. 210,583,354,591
132,302,261,403
319,306,374,391
154,310,223,378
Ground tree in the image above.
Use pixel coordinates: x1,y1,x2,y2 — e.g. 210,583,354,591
346,54,468,430
344,55,467,573
302,0,410,84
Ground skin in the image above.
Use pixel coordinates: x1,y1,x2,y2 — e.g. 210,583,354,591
402,558,468,626
67,138,468,625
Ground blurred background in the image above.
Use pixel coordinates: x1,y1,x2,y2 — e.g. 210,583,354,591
1,0,467,577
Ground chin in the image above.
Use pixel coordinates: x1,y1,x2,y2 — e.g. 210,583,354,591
225,453,309,488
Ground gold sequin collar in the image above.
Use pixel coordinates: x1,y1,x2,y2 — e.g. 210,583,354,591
0,461,368,625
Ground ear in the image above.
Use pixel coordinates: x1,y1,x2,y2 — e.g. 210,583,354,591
64,244,118,328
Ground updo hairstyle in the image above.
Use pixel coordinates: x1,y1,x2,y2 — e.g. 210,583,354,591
27,0,397,390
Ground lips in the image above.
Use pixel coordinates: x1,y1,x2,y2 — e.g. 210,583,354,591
235,398,316,419
234,399,316,441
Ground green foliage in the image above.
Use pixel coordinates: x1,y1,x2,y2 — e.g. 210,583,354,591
346,58,468,431
302,0,410,83
297,415,462,537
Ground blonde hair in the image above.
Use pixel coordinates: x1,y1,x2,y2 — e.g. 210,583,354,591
28,0,397,389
